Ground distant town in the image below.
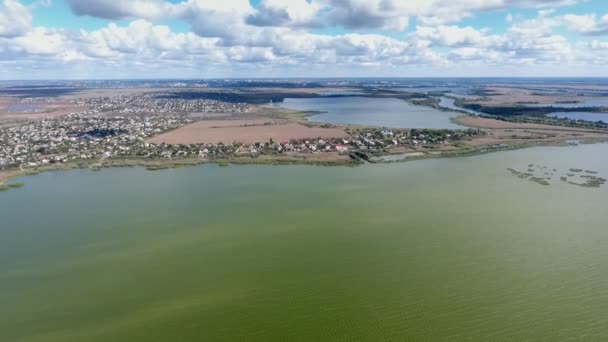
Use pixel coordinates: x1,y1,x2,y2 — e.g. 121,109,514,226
2,79,608,179
0,95,483,170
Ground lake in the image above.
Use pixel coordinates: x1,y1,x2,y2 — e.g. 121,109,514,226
279,97,464,129
6,104,44,112
2,143,608,341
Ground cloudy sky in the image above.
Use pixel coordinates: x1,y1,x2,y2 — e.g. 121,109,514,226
1,0,607,79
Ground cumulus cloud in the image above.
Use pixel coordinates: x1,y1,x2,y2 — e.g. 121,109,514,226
0,0,31,37
323,0,587,29
562,13,608,35
412,25,502,47
246,0,322,28
1,0,606,78
63,0,588,33
65,0,171,20
163,0,254,43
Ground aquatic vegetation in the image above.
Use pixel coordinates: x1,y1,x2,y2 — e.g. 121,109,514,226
507,168,532,179
8,182,24,189
507,166,604,188
570,175,608,188
530,177,550,186
0,182,25,192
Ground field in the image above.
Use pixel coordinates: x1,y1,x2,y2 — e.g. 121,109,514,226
0,96,84,123
147,119,349,145
463,86,602,106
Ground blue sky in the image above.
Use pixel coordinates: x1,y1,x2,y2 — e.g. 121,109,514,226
1,0,608,79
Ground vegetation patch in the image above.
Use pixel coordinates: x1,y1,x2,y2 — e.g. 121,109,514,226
0,182,25,192
507,165,605,188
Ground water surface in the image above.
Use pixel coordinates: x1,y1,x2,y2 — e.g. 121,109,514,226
438,96,485,115
280,96,464,129
6,104,44,112
2,144,608,341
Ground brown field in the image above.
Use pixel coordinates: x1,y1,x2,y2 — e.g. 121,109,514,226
63,87,358,100
492,84,608,91
0,96,84,122
453,115,608,147
461,129,608,149
60,88,155,99
0,105,85,122
0,97,12,106
0,169,25,184
147,119,348,145
472,87,593,106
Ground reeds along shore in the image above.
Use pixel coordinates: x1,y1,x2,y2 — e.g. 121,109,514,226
3,136,608,193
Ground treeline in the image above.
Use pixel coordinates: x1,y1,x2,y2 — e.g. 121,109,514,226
458,102,607,118
478,114,608,129
155,91,289,104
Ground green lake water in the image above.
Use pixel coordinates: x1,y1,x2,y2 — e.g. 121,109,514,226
2,143,608,341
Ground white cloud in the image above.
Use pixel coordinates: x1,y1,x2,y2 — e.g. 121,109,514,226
323,0,587,29
563,13,608,35
0,0,31,37
412,25,502,47
1,0,606,78
63,0,589,33
13,27,65,55
65,0,171,20
247,0,322,28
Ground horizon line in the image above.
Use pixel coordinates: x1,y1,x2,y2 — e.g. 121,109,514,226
2,76,608,82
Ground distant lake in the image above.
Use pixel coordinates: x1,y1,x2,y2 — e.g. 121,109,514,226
548,111,608,123
279,97,465,129
6,104,44,112
2,143,608,341
318,91,364,96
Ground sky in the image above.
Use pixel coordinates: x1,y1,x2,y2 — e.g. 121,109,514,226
0,0,607,79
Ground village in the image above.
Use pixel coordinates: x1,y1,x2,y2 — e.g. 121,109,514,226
0,95,484,170
79,92,256,115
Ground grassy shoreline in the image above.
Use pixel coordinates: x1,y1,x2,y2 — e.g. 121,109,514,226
3,108,607,188
2,137,607,191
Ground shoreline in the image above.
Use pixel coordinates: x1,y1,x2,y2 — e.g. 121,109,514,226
3,136,607,191
3,96,608,190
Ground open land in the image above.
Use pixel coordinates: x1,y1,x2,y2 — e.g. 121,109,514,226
147,119,349,145
470,87,591,106
2,79,608,188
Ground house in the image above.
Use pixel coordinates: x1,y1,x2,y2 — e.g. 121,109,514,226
336,144,349,153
